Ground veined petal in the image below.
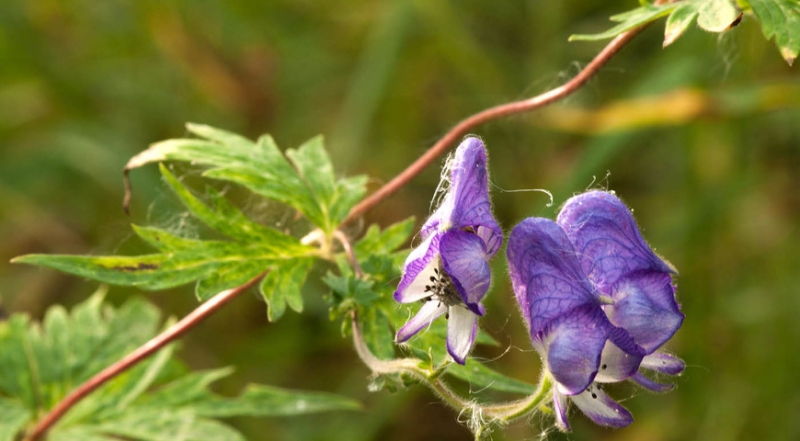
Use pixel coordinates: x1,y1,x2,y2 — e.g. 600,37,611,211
446,305,478,364
440,229,491,313
556,190,676,292
395,301,447,343
570,383,633,428
606,271,684,353
640,352,685,375
394,234,440,303
630,372,674,392
545,305,613,395
594,340,644,383
553,389,571,432
507,218,597,333
448,137,503,256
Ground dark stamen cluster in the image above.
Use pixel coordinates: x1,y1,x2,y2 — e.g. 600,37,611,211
421,267,463,312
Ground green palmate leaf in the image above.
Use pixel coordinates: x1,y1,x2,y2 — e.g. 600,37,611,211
14,166,316,317
0,294,361,441
446,362,537,395
748,0,800,65
125,123,367,232
569,3,679,41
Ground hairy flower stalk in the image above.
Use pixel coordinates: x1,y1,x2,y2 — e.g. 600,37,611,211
508,191,684,430
394,137,502,364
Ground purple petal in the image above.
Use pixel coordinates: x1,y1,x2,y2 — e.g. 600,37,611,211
570,383,633,428
507,218,597,333
594,341,644,383
440,230,490,314
605,271,684,353
556,190,676,292
448,137,503,256
446,306,478,364
395,301,447,343
640,352,685,375
553,390,571,432
394,234,440,303
545,305,613,395
630,372,674,392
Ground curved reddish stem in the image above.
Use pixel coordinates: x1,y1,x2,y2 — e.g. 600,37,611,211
344,26,648,224
24,273,266,441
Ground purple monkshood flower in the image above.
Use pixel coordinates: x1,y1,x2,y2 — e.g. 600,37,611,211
394,137,502,365
507,190,684,430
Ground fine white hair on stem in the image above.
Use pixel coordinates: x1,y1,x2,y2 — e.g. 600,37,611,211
430,151,456,213
490,182,554,208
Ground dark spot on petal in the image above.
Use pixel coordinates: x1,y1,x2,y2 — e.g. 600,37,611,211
434,268,439,274
602,364,607,370
430,276,437,282
591,393,597,399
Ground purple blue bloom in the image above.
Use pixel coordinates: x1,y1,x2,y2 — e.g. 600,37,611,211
507,190,684,430
394,137,502,364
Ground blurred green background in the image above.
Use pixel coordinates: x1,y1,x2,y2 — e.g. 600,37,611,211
1,0,798,440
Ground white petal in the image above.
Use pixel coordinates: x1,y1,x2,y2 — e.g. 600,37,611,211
553,389,571,432
594,340,643,383
446,306,478,364
395,301,447,342
570,384,633,428
396,243,440,304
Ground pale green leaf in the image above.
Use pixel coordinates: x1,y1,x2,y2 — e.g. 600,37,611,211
189,384,362,417
569,3,678,41
696,0,741,32
748,0,800,64
664,3,700,46
446,362,537,395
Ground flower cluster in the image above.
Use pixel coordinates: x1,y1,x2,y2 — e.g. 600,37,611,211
393,137,502,364
507,191,684,429
392,138,684,430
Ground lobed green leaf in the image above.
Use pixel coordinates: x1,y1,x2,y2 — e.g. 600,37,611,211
126,124,367,232
747,0,800,65
569,3,678,41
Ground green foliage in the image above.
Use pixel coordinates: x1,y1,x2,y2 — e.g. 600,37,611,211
0,291,361,441
569,3,679,41
13,165,316,321
746,0,800,64
445,362,538,395
125,124,368,233
570,0,800,64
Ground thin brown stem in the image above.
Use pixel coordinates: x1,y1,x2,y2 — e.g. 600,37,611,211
333,230,363,278
25,272,267,441
344,26,649,224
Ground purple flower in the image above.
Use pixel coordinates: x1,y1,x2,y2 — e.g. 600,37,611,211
507,190,684,430
394,137,502,365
